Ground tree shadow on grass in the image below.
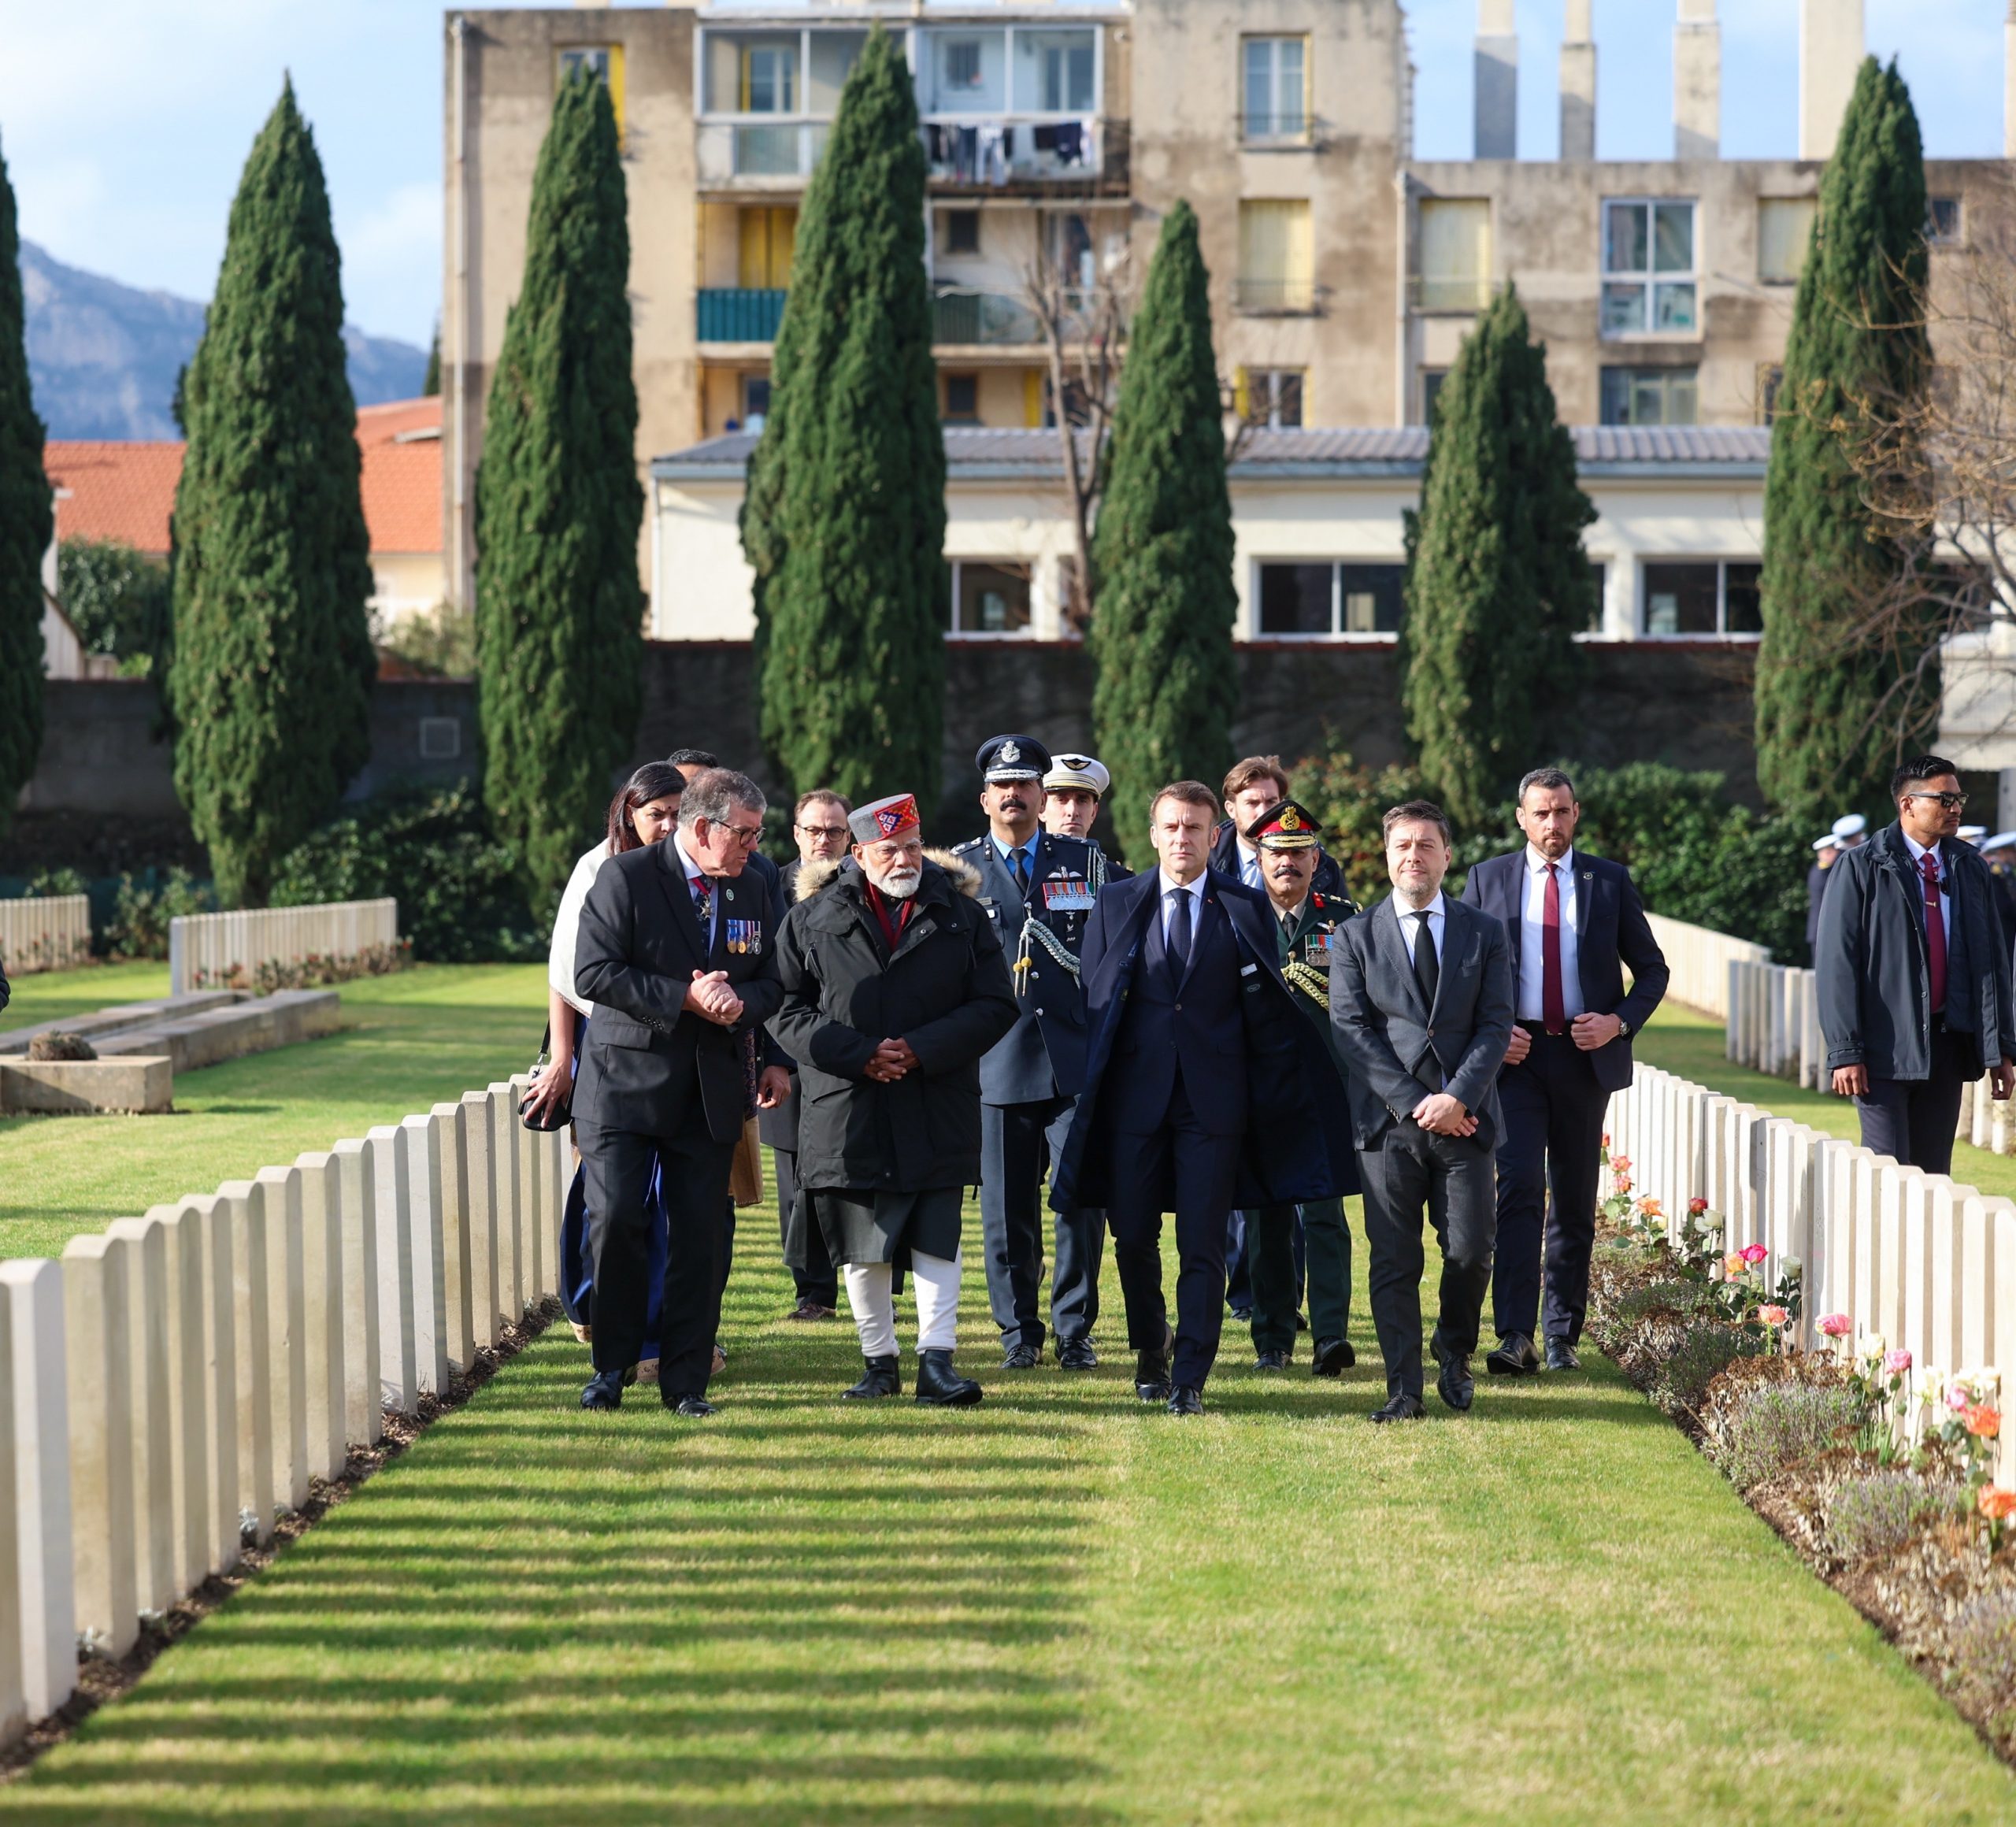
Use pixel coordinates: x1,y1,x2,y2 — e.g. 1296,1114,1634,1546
6,1330,1121,1827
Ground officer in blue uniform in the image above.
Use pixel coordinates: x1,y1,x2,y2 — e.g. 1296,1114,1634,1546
955,736,1110,1370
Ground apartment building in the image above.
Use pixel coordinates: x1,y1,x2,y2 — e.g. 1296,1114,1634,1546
442,0,2012,636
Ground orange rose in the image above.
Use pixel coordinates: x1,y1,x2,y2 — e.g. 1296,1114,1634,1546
1977,1485,2016,1520
1964,1404,2002,1440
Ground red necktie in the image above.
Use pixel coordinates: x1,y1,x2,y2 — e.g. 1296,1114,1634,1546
1541,862,1566,1035
1922,851,1947,1014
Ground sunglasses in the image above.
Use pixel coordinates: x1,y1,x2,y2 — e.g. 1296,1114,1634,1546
1903,791,1968,811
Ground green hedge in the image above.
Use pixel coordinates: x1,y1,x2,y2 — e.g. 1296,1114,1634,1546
1290,752,1810,960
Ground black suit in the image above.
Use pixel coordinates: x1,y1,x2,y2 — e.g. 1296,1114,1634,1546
1462,849,1670,1347
758,858,837,1309
573,840,783,1394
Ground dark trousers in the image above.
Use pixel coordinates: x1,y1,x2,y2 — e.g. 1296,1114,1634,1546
1855,1021,1973,1177
1051,1201,1105,1344
578,1114,735,1397
1251,1199,1349,1354
1357,1121,1496,1401
773,1147,838,1307
1492,1031,1606,1346
980,1096,1075,1353
1103,1080,1242,1389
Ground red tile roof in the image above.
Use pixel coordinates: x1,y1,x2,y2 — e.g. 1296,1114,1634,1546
43,395,443,558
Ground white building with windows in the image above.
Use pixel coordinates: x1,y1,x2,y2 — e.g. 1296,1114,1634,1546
649,423,1770,645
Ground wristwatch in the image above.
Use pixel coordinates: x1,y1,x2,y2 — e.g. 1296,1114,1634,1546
1615,1017,1632,1037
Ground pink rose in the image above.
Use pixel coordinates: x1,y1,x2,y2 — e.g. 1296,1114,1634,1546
1818,1313,1853,1337
1948,1383,1973,1413
1610,1156,1632,1176
1884,1348,1913,1376
1688,1197,1710,1216
1740,1243,1770,1266
1758,1305,1788,1328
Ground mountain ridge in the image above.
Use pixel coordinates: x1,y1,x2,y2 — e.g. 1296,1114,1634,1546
21,239,428,440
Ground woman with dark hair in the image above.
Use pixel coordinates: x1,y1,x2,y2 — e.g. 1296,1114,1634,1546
528,762,687,1374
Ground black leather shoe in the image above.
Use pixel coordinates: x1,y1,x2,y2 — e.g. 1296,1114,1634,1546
1487,1332,1541,1377
1167,1385,1205,1416
580,1369,624,1410
1311,1336,1355,1377
1057,1337,1098,1369
665,1393,717,1417
1002,1343,1040,1370
1229,1306,1254,1325
1369,1392,1425,1423
1134,1345,1171,1402
1432,1343,1475,1414
1253,1348,1289,1371
1546,1337,1582,1372
843,1354,901,1399
914,1349,984,1407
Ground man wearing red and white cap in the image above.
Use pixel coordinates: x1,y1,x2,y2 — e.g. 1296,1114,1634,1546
771,791,1019,1406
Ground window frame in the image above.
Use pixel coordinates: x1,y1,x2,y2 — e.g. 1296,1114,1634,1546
1637,558,1764,639
1241,35,1310,143
1755,196,1818,286
1598,365,1699,428
1251,559,1406,641
947,558,1036,640
1928,195,1963,245
558,45,627,141
1600,197,1699,342
1240,368,1306,429
942,371,981,422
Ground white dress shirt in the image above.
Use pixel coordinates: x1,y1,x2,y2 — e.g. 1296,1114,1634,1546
1157,869,1209,943
547,840,612,1020
1902,831,1954,951
1235,840,1263,891
1395,891,1447,976
1518,846,1585,1025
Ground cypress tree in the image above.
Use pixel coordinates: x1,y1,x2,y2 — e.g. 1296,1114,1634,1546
0,135,48,837
168,83,376,906
746,26,943,807
1089,201,1237,865
474,66,643,914
1755,57,1933,824
423,324,440,397
1398,284,1595,828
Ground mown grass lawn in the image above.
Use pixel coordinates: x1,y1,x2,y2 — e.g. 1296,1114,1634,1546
2,962,547,1260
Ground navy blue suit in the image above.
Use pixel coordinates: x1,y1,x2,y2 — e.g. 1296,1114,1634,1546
1052,868,1355,1388
1462,848,1669,1346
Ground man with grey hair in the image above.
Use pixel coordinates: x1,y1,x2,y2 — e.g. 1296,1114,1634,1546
1462,766,1668,1377
573,767,782,1416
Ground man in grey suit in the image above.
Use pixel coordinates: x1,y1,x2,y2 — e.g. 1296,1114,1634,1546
1329,799,1514,1423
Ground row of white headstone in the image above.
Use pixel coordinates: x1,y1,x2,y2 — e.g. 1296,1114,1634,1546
1607,1062,2016,1484
0,1077,569,1747
168,899,401,996
1640,912,1770,1023
1725,957,1826,1088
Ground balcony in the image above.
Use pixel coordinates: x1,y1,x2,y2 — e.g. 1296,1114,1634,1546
698,289,788,343
1409,274,1494,312
697,120,831,184
932,288,1044,347
921,117,1127,192
1233,277,1321,316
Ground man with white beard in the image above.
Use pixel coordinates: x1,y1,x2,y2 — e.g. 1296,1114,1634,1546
770,792,1019,1405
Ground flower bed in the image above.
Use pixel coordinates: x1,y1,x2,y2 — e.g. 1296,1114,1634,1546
188,939,412,995
1589,1151,2016,1762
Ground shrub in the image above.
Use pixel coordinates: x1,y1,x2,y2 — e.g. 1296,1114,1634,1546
58,536,171,672
373,601,475,678
24,866,87,899
1950,1591,2016,1699
1714,1382,1862,1492
1654,1324,1759,1410
269,781,542,964
1824,1470,1937,1562
1615,1279,1720,1326
26,1032,95,1062
105,868,216,961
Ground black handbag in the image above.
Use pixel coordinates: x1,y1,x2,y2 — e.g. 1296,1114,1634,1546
520,1021,572,1131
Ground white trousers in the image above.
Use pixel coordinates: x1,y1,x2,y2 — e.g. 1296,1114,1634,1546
844,1249,962,1356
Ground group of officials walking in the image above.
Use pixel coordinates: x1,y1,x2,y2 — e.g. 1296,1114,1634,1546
536,732,1694,1425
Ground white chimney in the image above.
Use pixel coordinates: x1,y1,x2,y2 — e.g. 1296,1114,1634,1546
1560,0,1595,162
1674,0,1720,159
2006,0,2016,158
1799,0,1865,161
1475,0,1517,159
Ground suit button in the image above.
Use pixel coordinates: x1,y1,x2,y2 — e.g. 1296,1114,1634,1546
1035,1007,1044,1015
1426,1028,1435,1038
1174,1003,1182,1013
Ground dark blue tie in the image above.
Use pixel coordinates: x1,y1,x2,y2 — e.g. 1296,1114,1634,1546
1166,888,1192,988
1012,847,1030,897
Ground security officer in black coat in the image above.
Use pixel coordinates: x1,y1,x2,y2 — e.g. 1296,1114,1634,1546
1241,799,1361,1376
954,736,1111,1370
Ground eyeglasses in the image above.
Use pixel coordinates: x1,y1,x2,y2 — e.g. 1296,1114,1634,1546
718,821,765,846
1904,791,1968,811
796,824,850,842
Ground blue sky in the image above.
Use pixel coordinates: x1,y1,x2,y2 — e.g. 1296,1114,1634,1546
0,0,2004,349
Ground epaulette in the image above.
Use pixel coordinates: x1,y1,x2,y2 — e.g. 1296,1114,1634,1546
950,836,987,855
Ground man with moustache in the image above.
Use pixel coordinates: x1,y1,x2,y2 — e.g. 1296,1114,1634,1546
1329,800,1513,1423
954,736,1109,1370
1051,780,1354,1416
1462,768,1669,1377
772,791,1018,1406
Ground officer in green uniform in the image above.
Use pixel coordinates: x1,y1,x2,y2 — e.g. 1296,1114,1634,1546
1244,799,1360,1377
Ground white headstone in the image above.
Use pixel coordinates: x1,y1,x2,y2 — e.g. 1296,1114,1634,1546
428,1104,474,1374
103,1217,175,1618
61,1234,138,1657
0,1290,24,1748
330,1140,383,1446
254,1166,309,1514
0,1260,76,1720
183,1195,239,1575
292,1154,347,1482
460,1091,499,1350
142,1204,210,1596
368,1127,418,1416
217,1181,274,1545
488,1086,521,1328
400,1114,450,1396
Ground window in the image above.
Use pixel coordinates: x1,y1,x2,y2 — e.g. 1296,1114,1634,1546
1928,196,1962,244
1757,198,1817,284
1599,366,1698,427
1016,30,1095,113
743,43,798,113
950,561,1032,636
1256,562,1405,637
1236,200,1314,313
1602,199,1697,338
743,375,772,429
943,372,980,421
1585,562,1608,635
1416,198,1490,310
1243,37,1308,139
1237,369,1304,428
418,717,462,762
944,209,981,256
738,206,796,289
925,32,1005,111
1421,369,1448,424
947,40,982,88
1641,560,1762,636
558,46,625,138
